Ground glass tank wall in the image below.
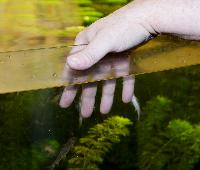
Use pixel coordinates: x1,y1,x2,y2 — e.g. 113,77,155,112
0,0,200,170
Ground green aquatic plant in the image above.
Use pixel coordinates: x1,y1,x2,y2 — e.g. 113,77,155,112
75,0,130,26
31,139,60,170
144,119,200,170
76,0,93,6
136,96,173,169
136,95,200,170
75,0,104,26
165,120,200,170
64,26,85,37
79,7,104,25
38,0,63,5
93,0,129,5
67,116,133,170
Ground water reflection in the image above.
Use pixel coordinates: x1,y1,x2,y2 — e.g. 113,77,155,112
0,0,82,51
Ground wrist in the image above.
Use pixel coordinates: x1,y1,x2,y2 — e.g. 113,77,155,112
123,0,159,35
147,0,200,39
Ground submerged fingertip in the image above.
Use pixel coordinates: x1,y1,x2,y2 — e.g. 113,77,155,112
59,93,75,109
100,102,112,114
100,105,106,114
59,100,68,108
59,95,65,107
100,108,109,114
59,96,71,108
122,97,131,103
80,104,93,118
81,111,92,118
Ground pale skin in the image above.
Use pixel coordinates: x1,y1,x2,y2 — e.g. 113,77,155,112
59,0,200,118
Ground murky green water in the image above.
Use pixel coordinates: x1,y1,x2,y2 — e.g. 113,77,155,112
0,0,200,170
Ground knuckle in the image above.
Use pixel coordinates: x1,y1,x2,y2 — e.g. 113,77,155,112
95,17,107,25
77,30,85,38
75,30,87,42
90,17,106,28
86,26,100,41
86,17,108,38
83,50,96,64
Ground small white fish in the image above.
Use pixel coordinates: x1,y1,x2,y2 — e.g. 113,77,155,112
132,94,141,120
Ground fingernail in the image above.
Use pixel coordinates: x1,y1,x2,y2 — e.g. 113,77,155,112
67,56,80,68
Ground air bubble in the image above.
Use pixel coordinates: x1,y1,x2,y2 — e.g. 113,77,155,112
52,73,57,77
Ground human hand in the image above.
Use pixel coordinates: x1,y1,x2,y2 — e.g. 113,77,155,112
59,0,153,118
60,51,136,118
60,0,200,117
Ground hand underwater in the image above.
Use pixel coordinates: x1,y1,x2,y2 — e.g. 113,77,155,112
60,0,200,118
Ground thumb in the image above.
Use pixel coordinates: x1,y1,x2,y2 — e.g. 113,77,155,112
67,31,113,70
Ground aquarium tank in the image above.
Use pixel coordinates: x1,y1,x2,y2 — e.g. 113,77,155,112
0,0,199,170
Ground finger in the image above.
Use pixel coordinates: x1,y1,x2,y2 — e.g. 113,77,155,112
62,31,88,81
59,85,78,108
85,17,109,40
100,79,116,114
111,54,134,103
122,76,135,103
67,29,114,70
80,83,97,118
112,52,130,77
69,30,88,55
60,30,89,109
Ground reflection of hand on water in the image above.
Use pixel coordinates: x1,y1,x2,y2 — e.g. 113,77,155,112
60,0,200,117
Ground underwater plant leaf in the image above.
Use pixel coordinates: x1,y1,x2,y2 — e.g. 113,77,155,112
67,116,133,169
